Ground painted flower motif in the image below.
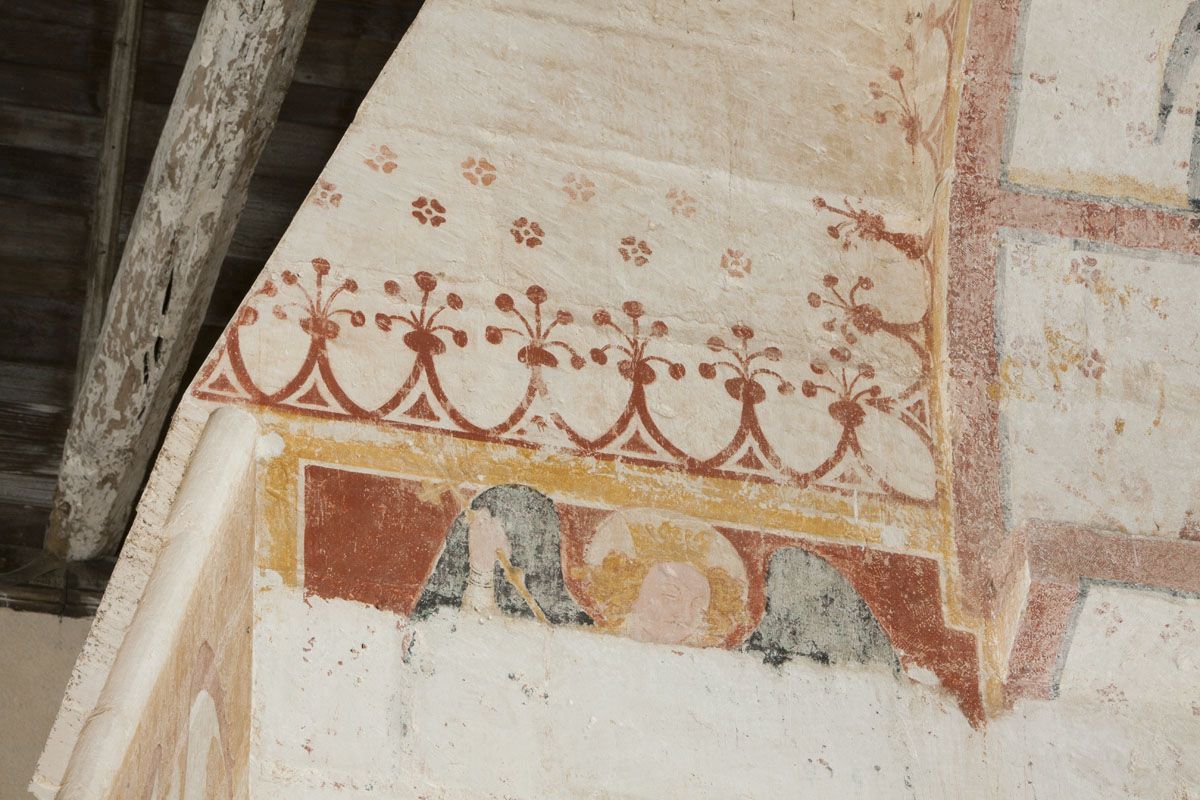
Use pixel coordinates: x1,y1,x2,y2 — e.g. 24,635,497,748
1157,610,1197,642
485,285,585,370
412,197,447,227
1078,348,1106,381
1182,510,1200,542
720,249,751,278
1094,601,1123,638
235,277,280,327
619,237,652,266
869,64,922,152
308,179,342,208
461,156,497,186
375,271,468,354
562,173,596,202
269,257,365,341
510,217,545,248
1068,256,1102,291
813,196,926,260
801,355,888,430
698,323,793,404
589,300,684,385
365,145,398,173
808,274,885,342
666,188,697,217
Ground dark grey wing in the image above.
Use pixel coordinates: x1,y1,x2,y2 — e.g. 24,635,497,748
744,547,897,671
411,511,470,618
1159,1,1200,140
477,484,591,626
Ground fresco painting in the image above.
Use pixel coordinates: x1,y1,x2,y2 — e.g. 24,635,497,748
299,463,982,721
141,645,238,800
198,0,998,736
746,547,897,669
997,234,1200,537
36,0,1200,796
177,0,1198,741
574,509,751,648
49,409,256,800
193,0,965,510
413,484,590,626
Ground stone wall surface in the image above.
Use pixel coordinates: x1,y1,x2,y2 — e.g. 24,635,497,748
248,582,1200,799
39,409,257,799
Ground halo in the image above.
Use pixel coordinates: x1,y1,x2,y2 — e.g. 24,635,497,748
574,509,751,645
583,509,749,586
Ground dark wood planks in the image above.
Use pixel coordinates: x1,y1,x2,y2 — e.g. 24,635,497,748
46,0,320,560
0,0,425,568
75,0,144,389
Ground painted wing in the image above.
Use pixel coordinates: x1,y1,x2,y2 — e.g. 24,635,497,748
1159,1,1200,140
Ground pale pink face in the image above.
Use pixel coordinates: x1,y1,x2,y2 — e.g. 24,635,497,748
624,562,711,646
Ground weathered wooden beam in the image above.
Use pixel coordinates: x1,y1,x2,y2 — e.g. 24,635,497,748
74,0,144,392
46,0,317,561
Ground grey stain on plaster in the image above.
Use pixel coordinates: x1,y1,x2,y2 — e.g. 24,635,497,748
745,547,898,671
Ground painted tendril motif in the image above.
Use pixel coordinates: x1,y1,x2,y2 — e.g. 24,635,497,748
199,261,937,504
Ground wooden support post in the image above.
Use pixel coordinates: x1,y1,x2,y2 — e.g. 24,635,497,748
46,0,317,561
75,0,144,392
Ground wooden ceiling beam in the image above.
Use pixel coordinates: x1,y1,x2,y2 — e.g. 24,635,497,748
46,0,317,561
74,0,144,393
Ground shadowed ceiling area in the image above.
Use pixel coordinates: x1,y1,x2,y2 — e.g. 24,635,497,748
0,0,425,613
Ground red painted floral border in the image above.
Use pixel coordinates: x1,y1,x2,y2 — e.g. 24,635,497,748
195,4,967,507
195,259,936,503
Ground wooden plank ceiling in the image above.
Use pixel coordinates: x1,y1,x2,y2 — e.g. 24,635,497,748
0,0,424,608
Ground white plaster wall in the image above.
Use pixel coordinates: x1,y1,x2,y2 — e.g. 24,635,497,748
998,232,1200,536
0,609,91,799
251,577,1200,799
1059,583,1200,711
1007,0,1200,207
